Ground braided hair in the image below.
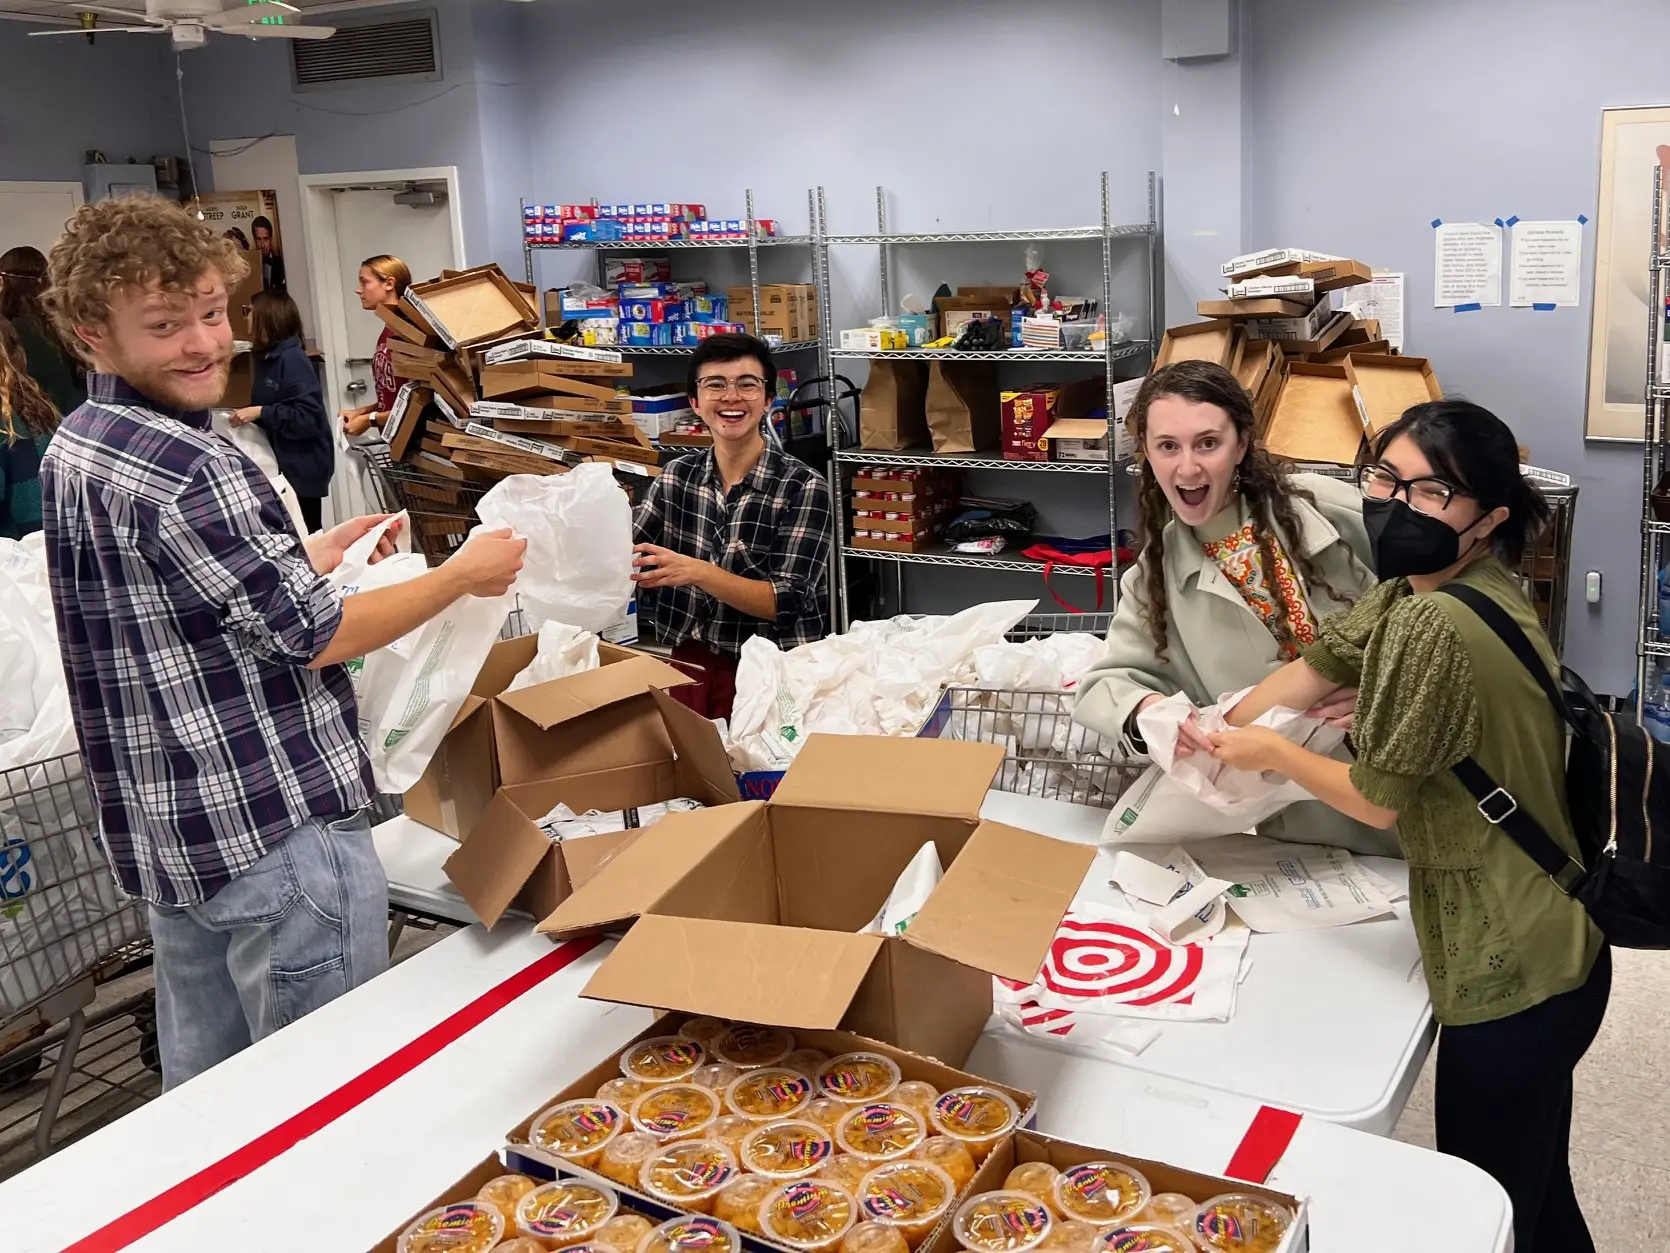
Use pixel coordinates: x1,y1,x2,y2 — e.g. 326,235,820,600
1128,360,1351,660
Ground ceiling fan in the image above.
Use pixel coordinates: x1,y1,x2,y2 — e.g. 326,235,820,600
30,0,335,49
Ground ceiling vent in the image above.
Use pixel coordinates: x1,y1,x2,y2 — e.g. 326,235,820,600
291,9,440,91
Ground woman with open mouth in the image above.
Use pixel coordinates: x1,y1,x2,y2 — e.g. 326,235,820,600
1073,359,1392,856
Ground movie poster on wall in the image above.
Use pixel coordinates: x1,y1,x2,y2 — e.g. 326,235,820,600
193,189,287,296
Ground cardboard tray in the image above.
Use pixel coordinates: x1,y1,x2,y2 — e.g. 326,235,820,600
1153,321,1234,369
1195,296,1313,319
370,1153,510,1253
407,269,539,350
376,303,442,348
1262,363,1366,466
1344,353,1441,435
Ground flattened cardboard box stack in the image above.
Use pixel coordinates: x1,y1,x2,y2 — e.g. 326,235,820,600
1147,248,1441,467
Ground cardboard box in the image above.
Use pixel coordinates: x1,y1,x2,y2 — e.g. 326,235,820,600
1153,321,1234,369
1219,247,1339,279
503,1012,1035,1235
1271,257,1374,292
1234,340,1284,437
1195,295,1313,320
370,1154,510,1253
406,269,539,350
1345,353,1441,436
537,734,1094,1064
375,302,440,347
482,360,632,403
922,1130,1309,1253
1257,309,1352,356
1041,417,1110,463
1240,297,1336,343
443,672,741,927
1001,387,1059,462
1263,363,1366,465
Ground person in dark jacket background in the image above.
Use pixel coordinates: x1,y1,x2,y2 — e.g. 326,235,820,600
232,291,332,532
0,245,84,419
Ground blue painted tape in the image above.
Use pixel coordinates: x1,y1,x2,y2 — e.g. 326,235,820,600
1493,218,1505,228
1454,303,1483,312
1506,215,1520,227
1532,303,1557,311
1578,214,1589,224
1431,218,1443,228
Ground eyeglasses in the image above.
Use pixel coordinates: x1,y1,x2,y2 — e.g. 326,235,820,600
695,375,766,399
1357,463,1462,516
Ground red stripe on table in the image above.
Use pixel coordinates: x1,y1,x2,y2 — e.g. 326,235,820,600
62,935,602,1253
1225,1105,1303,1183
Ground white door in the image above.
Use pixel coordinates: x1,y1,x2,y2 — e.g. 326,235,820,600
328,188,456,413
0,182,84,255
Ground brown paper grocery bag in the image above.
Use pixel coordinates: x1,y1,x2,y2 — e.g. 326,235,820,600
859,360,930,451
926,361,1000,453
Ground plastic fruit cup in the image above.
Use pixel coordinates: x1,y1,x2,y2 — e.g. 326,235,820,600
598,1078,652,1109
396,1201,504,1253
1003,1163,1062,1214
530,1100,627,1169
489,1239,548,1253
639,1215,742,1253
759,1179,860,1253
918,1137,977,1191
713,1024,796,1070
596,1214,656,1252
815,1154,872,1194
678,1016,731,1050
740,1118,836,1181
1091,1226,1196,1253
638,1139,738,1216
621,1036,707,1085
710,1114,756,1155
928,1088,1021,1164
597,1132,661,1189
476,1174,539,1226
1036,1219,1099,1253
805,1098,850,1136
727,1067,815,1121
856,1159,956,1248
514,1181,619,1248
631,1083,722,1142
1052,1163,1150,1230
781,1048,830,1078
714,1174,777,1234
835,1102,927,1165
1190,1194,1294,1253
692,1064,743,1095
841,1221,910,1253
816,1054,902,1105
888,1081,939,1121
952,1192,1055,1253
1138,1197,1194,1229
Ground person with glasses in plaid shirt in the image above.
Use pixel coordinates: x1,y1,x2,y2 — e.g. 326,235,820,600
631,333,832,719
39,197,527,1089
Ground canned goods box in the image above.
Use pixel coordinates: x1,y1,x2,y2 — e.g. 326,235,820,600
537,735,1095,1066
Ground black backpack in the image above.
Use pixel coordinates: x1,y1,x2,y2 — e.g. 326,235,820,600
1438,582,1670,949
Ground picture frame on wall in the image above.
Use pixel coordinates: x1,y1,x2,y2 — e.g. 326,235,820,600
1585,105,1670,441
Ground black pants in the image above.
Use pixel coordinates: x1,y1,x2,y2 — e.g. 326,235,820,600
1435,946,1611,1253
298,495,324,534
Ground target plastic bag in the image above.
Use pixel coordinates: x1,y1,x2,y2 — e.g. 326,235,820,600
475,465,632,633
862,842,944,937
328,512,515,792
506,620,601,693
1103,688,1347,843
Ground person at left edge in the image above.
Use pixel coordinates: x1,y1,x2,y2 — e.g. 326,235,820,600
230,290,333,533
41,195,527,1090
631,332,833,721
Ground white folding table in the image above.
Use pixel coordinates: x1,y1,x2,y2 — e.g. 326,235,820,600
0,923,1508,1253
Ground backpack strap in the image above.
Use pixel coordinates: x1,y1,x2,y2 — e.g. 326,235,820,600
1434,584,1587,893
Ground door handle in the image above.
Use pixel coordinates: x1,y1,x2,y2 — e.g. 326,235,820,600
346,380,368,395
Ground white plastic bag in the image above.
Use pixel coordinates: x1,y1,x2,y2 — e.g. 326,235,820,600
1103,689,1346,843
506,620,600,693
862,843,944,937
211,410,310,536
476,466,633,632
535,797,703,842
328,512,514,792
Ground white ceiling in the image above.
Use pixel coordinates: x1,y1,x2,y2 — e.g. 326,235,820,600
0,0,402,21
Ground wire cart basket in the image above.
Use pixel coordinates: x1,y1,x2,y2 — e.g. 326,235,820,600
917,612,1142,807
359,441,491,562
0,752,150,1156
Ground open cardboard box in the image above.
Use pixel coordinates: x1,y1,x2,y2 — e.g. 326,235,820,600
503,1009,1036,1253
1263,363,1366,465
921,1129,1310,1253
1153,321,1234,369
444,674,740,927
407,269,539,350
1345,353,1441,435
537,734,1095,1065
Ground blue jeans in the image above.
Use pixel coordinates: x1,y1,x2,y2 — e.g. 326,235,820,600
148,811,389,1090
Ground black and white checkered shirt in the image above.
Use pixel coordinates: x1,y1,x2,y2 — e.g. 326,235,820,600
633,444,832,656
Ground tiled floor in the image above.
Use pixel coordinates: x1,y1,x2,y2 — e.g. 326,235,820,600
1390,945,1670,1248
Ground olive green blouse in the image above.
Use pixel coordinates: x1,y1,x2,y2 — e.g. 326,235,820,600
1303,556,1602,1027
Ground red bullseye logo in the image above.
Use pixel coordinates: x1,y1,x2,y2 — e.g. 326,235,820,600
1036,915,1204,1008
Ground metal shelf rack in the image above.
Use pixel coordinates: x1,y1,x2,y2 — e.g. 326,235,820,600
612,340,819,358
816,171,1163,630
1637,166,1670,714
520,188,821,356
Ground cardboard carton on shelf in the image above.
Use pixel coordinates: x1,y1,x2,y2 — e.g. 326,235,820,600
1345,353,1441,436
1041,417,1110,463
443,666,740,927
537,733,1095,1065
922,1129,1309,1253
1153,320,1235,369
1263,363,1367,466
1001,386,1059,462
851,531,942,554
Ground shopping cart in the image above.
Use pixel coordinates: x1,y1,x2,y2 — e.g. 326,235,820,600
0,751,151,1157
917,612,1143,807
361,442,493,563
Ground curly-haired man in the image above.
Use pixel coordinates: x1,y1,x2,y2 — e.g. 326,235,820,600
41,194,525,1087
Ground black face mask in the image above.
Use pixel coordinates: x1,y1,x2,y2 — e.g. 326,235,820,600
1363,496,1485,579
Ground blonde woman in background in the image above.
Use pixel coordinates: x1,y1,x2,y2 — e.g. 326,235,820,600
340,253,410,437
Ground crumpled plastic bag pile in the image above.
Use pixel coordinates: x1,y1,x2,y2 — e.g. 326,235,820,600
506,620,601,693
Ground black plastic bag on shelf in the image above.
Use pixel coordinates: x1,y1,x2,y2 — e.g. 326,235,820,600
944,496,1039,542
